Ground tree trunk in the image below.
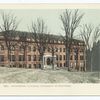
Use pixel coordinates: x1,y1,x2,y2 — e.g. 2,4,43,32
23,47,27,68
86,50,91,71
76,49,79,71
66,46,70,71
68,48,71,71
10,49,13,67
90,51,92,72
84,48,86,71
7,48,10,67
40,54,44,70
52,50,54,70
15,47,18,68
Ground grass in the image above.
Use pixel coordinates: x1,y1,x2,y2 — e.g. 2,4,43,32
0,67,99,83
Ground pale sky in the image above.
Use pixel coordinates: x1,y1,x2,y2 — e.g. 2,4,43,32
1,9,100,38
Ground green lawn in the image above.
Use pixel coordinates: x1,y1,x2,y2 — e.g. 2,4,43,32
0,67,99,83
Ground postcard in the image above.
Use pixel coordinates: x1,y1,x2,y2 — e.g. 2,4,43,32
0,3,100,96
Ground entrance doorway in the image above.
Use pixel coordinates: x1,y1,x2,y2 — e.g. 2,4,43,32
43,54,57,68
47,58,51,65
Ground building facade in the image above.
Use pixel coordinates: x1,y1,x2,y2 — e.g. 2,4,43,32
0,31,85,71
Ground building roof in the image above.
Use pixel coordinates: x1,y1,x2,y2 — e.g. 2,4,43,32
0,30,84,45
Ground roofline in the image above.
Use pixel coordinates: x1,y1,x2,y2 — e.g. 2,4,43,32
0,30,84,43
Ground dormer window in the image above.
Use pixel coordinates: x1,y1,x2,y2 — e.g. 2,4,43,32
10,46,15,51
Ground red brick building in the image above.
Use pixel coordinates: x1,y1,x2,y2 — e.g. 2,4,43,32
0,31,85,71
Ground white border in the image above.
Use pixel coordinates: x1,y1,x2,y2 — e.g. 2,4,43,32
0,0,100,3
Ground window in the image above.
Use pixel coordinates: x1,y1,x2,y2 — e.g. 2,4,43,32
59,55,62,60
29,64,31,68
19,46,24,51
19,55,24,61
33,47,36,52
9,55,15,61
0,55,4,62
57,63,59,67
74,54,78,60
19,64,23,68
19,55,21,61
63,55,66,60
28,46,31,51
70,56,73,60
38,56,41,61
60,63,62,67
64,63,65,67
48,47,50,52
63,48,65,52
28,55,31,61
80,49,84,53
56,48,58,52
34,64,36,68
33,55,36,61
0,45,4,50
39,64,41,68
80,56,84,60
74,48,78,54
60,48,62,52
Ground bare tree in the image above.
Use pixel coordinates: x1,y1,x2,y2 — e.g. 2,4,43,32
80,24,94,71
0,11,19,67
8,39,17,67
18,32,30,68
80,24,100,72
93,25,100,44
80,24,93,50
60,9,84,71
30,18,49,69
